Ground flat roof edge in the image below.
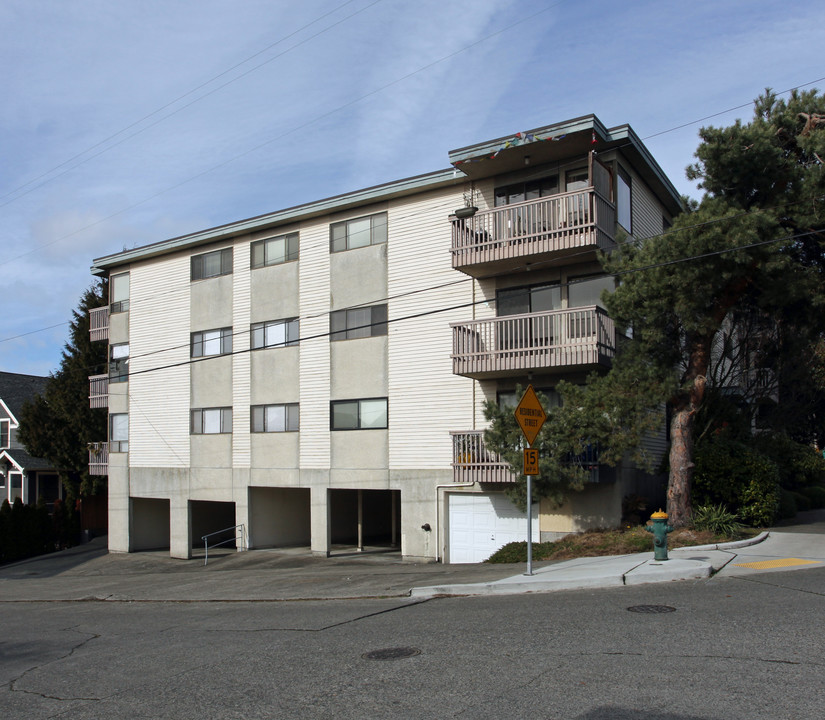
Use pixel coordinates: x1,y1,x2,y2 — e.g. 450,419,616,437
93,167,461,269
448,115,608,163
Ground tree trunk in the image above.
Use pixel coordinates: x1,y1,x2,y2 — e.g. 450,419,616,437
667,339,711,527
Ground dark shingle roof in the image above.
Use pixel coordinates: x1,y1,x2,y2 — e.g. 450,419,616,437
1,448,53,472
0,371,49,420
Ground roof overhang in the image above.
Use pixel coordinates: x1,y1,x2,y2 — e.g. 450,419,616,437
91,167,463,274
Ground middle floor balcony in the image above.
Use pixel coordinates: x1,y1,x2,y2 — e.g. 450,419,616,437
451,306,616,379
89,374,109,409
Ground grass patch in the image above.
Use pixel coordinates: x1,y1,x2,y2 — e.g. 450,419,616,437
485,526,760,564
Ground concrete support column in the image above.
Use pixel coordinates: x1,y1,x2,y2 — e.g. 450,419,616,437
233,474,250,550
108,464,130,553
310,485,330,557
170,497,192,559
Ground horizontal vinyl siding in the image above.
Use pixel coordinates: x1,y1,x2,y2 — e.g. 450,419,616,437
631,170,665,241
387,186,475,469
298,220,332,469
129,255,190,468
233,242,252,468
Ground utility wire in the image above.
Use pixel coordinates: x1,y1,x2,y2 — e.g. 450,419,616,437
98,225,825,382
0,0,378,208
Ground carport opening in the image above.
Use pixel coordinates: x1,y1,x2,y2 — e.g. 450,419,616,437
248,487,311,549
190,500,237,550
130,497,170,551
329,489,400,555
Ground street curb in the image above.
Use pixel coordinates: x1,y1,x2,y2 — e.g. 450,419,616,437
670,531,770,554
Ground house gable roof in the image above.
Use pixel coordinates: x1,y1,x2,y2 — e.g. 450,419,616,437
0,372,48,424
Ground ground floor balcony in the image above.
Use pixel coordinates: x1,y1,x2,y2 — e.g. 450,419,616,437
451,431,516,484
89,374,108,408
450,187,615,277
451,306,615,379
90,306,109,342
88,442,108,476
451,431,609,485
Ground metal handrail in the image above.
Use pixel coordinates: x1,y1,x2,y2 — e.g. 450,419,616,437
202,523,246,566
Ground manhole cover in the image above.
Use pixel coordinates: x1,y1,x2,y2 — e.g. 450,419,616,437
627,605,677,614
362,647,421,661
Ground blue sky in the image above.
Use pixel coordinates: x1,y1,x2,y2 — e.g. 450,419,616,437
1,0,823,376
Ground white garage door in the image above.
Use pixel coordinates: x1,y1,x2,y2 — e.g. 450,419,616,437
448,493,539,564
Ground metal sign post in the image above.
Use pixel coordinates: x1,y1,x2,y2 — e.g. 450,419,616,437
514,386,546,577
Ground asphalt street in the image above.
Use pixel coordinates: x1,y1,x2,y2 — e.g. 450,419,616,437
1,511,824,719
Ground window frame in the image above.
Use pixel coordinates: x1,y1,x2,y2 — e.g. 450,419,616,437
109,342,130,383
191,328,233,358
251,232,299,269
251,403,299,433
110,272,130,313
109,413,129,453
329,304,387,341
0,419,9,449
330,212,387,253
251,318,300,349
616,166,632,233
191,248,233,281
330,397,388,431
191,407,233,435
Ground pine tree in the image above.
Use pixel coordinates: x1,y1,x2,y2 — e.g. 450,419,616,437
17,281,109,502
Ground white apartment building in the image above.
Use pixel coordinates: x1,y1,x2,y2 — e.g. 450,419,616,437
88,115,682,563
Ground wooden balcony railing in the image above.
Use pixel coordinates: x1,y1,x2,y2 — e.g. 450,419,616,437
89,374,109,409
451,431,515,484
451,431,607,484
451,187,615,275
88,442,108,476
90,306,109,342
451,306,615,378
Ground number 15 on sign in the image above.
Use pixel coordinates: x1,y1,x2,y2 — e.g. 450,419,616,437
523,448,539,475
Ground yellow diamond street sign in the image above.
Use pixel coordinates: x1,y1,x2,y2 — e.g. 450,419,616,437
514,385,546,446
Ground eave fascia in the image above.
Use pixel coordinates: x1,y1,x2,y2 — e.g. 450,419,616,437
92,167,463,272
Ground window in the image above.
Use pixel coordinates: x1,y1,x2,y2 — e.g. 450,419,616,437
192,328,233,357
0,419,9,449
496,283,560,316
251,404,299,432
330,212,387,252
110,272,130,313
330,304,387,341
617,167,631,232
494,175,559,206
191,248,232,280
251,232,299,268
110,413,129,452
110,343,130,383
251,318,299,349
568,275,615,309
191,408,233,434
497,388,560,410
331,398,388,430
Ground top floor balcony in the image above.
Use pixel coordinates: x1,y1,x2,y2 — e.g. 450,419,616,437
450,186,616,277
89,306,109,342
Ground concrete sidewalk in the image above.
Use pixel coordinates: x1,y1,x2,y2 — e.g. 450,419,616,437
2,513,824,602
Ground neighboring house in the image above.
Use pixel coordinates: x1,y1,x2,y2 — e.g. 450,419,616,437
0,372,62,508
88,115,682,563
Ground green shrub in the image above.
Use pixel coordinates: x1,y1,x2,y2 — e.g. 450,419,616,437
800,485,825,509
692,504,744,537
693,437,780,526
791,491,811,512
778,488,798,519
758,435,825,490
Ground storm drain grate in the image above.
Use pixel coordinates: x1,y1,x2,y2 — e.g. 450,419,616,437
362,647,422,661
626,605,677,614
